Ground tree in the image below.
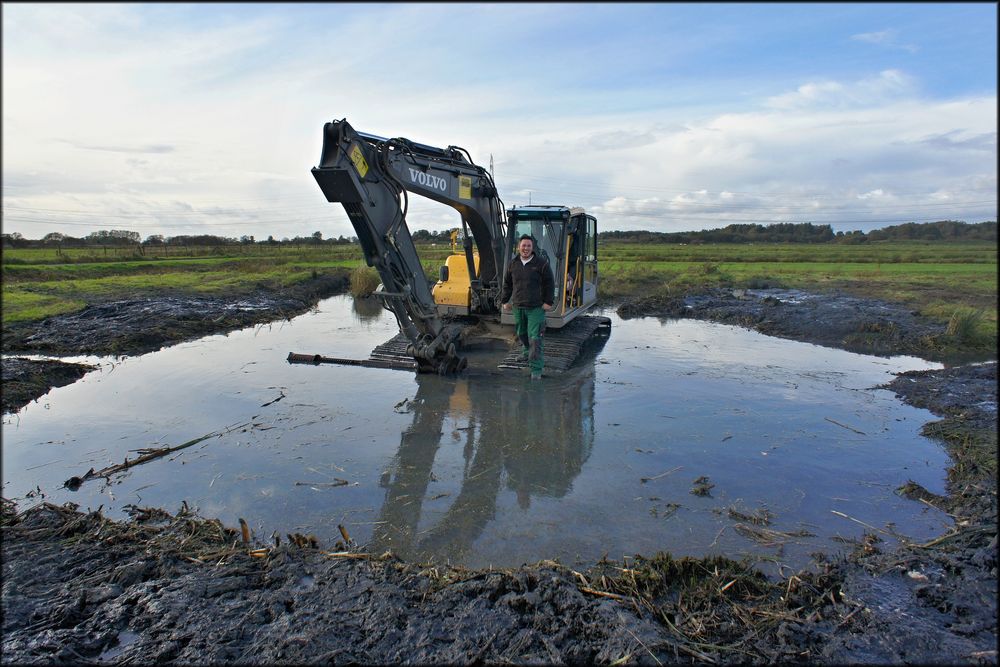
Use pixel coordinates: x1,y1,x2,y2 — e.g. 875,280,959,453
1,232,26,248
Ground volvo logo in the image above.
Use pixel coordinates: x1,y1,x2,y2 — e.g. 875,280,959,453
407,168,448,192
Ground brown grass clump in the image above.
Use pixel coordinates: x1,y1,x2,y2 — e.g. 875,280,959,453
349,265,381,297
582,552,846,662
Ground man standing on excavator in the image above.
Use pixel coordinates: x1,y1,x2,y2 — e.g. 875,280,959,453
501,234,554,380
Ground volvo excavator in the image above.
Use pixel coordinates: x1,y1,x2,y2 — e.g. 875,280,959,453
296,118,610,375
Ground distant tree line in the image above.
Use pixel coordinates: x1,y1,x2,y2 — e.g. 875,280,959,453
597,220,997,244
3,220,995,249
1,230,358,249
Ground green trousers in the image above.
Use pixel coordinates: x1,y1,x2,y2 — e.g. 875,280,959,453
513,306,546,373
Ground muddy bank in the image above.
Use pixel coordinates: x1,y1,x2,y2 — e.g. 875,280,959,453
2,273,349,358
1,358,97,414
0,500,877,664
616,288,981,363
1,272,349,414
816,361,997,664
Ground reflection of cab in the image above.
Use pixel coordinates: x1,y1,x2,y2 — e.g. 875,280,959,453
501,205,599,328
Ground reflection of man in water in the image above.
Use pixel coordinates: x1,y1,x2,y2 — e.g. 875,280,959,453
501,235,554,380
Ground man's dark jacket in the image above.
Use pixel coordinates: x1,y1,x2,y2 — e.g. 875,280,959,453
500,254,555,308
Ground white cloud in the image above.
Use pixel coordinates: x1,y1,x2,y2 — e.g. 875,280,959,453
765,70,917,110
851,28,918,53
857,189,887,200
2,5,996,240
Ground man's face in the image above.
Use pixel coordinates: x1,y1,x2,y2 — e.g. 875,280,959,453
518,239,534,259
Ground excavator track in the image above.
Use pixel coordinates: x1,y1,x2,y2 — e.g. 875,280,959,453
292,315,610,374
369,334,420,369
497,315,611,373
363,314,610,373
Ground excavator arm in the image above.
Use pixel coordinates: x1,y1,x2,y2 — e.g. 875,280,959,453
311,119,507,374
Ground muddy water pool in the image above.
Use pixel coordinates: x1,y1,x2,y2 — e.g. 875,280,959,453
2,295,952,572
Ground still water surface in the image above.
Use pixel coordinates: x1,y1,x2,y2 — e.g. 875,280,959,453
2,295,951,571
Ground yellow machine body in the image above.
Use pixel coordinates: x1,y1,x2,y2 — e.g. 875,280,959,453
433,252,479,312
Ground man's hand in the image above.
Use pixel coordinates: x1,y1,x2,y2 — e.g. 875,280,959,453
542,303,552,312
503,302,512,311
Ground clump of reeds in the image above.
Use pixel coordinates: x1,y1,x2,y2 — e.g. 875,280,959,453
732,523,815,547
350,265,381,297
690,476,714,496
580,551,846,662
945,307,984,342
727,503,773,526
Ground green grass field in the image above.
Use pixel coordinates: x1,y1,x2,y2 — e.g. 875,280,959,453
3,241,996,352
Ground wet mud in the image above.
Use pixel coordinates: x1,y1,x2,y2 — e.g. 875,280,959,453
616,287,975,362
815,361,997,664
2,284,997,664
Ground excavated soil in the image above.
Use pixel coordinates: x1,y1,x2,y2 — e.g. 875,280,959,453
2,284,997,664
616,287,955,361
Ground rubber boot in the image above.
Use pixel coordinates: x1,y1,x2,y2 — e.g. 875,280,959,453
518,332,530,360
529,338,543,379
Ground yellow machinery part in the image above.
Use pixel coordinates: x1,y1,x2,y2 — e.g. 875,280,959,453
433,253,479,307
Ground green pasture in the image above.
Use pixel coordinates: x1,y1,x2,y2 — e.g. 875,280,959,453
3,241,996,353
597,241,993,265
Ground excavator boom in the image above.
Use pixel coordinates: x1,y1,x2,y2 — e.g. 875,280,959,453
312,119,506,373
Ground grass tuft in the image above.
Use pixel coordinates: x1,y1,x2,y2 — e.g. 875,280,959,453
349,265,381,297
946,308,985,342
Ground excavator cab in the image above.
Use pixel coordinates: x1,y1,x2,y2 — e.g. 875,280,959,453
500,205,599,329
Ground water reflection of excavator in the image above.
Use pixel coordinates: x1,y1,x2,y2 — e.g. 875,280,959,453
371,365,599,563
307,119,610,375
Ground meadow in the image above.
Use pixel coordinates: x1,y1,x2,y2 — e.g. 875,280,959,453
3,240,996,350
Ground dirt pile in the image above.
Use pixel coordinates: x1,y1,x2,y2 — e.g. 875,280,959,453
616,288,966,361
0,501,861,664
2,273,348,358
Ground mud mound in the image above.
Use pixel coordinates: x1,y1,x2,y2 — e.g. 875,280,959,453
0,504,687,664
884,362,998,424
617,288,948,360
2,273,348,358
7,499,991,664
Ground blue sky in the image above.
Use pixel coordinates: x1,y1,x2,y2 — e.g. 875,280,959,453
2,2,996,240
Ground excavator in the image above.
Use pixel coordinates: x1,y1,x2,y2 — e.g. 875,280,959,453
298,118,610,375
